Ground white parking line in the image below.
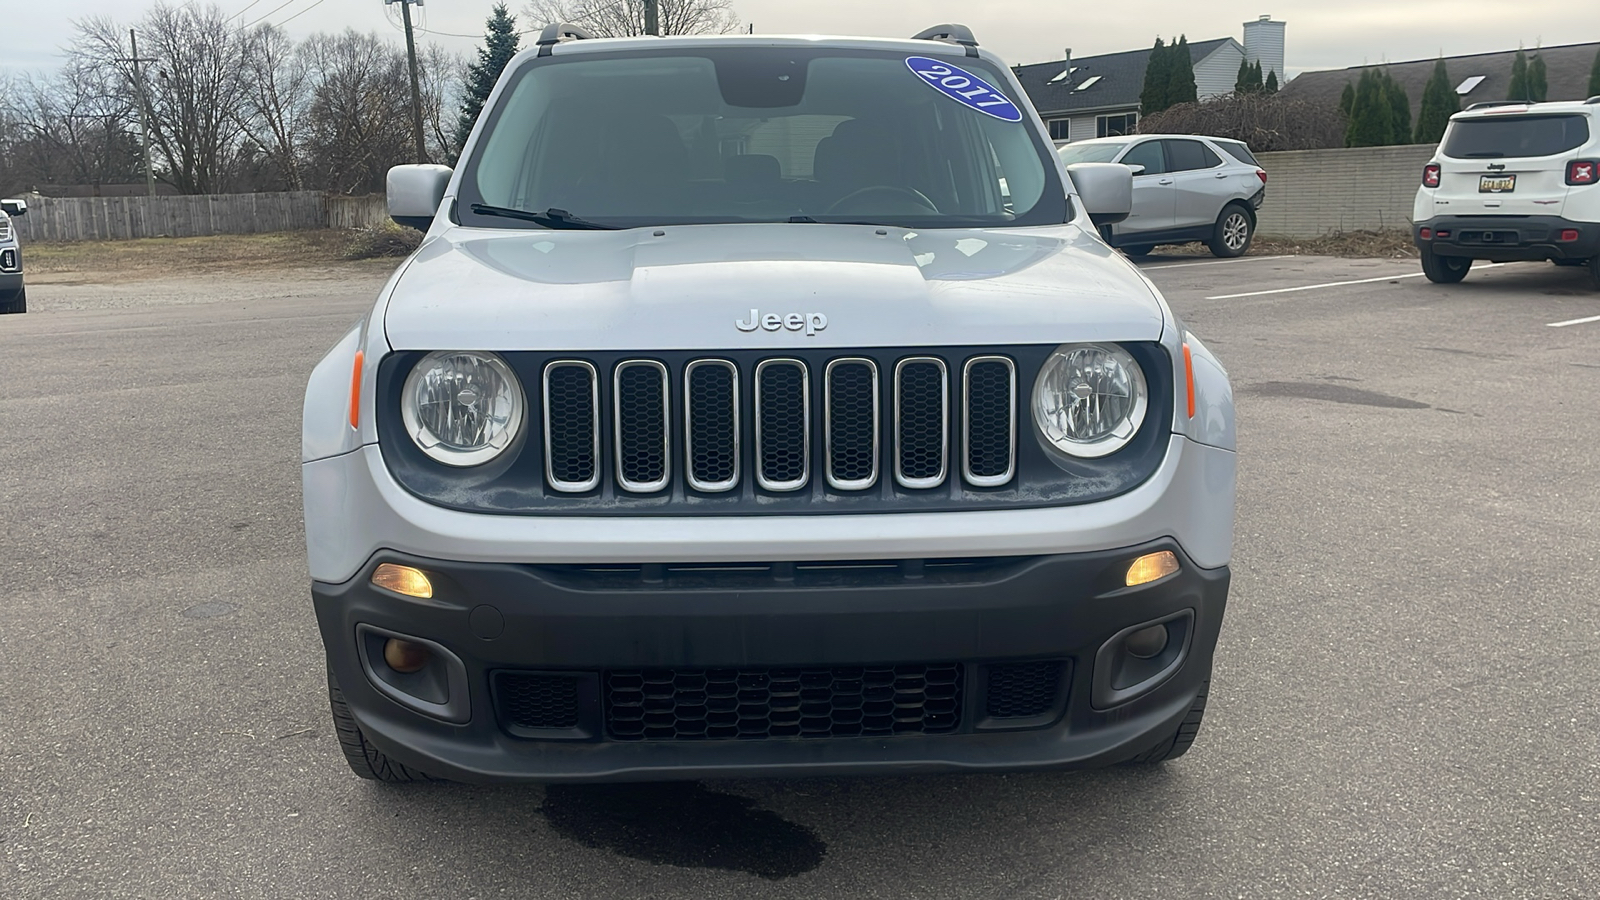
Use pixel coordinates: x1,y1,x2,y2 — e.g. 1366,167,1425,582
1204,264,1504,300
1547,314,1600,328
1140,255,1294,271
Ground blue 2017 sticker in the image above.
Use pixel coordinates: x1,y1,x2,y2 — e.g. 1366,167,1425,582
905,56,1024,122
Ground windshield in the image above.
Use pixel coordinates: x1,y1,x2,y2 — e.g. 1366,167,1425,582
458,48,1066,229
1056,142,1128,165
1441,115,1591,159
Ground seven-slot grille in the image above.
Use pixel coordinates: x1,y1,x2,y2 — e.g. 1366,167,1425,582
538,353,1017,495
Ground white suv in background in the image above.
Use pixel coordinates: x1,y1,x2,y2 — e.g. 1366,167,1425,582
1413,99,1600,287
1058,135,1267,258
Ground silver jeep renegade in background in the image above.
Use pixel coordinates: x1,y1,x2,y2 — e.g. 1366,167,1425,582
301,23,1237,783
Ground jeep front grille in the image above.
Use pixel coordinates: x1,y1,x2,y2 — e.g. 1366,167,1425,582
535,352,1016,497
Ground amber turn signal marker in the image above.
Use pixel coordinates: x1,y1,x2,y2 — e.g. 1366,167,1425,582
1126,551,1180,587
1182,343,1196,419
372,563,433,598
348,350,364,429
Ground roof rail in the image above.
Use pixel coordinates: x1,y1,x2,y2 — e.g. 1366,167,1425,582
911,24,980,57
1587,95,1600,104
1464,101,1530,111
536,22,595,57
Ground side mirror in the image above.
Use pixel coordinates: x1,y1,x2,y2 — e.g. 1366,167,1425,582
386,165,453,231
1,198,28,217
1124,164,1147,177
1066,162,1132,227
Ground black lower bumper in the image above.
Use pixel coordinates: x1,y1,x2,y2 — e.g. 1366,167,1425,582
313,541,1229,783
0,270,22,300
1415,215,1600,262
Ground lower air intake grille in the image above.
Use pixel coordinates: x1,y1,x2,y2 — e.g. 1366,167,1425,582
605,664,963,741
496,672,581,730
985,661,1062,719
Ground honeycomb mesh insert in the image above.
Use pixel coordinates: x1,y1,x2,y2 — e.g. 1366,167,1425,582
985,661,1061,719
897,361,946,484
605,664,962,741
687,363,737,488
758,362,807,487
965,359,1014,481
496,672,581,730
616,363,667,489
546,364,597,487
827,361,877,486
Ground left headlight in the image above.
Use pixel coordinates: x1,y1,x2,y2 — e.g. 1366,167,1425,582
1032,342,1148,459
401,350,525,467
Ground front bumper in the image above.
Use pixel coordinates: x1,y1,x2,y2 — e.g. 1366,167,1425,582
316,541,1228,783
0,270,21,301
1415,215,1600,262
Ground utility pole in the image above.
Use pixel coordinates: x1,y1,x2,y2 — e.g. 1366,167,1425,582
117,29,159,196
644,0,659,36
388,0,428,163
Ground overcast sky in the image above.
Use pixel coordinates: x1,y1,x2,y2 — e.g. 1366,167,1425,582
1,0,1594,78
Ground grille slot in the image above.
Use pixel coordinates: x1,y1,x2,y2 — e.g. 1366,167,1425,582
605,664,963,741
824,358,879,490
894,357,948,489
495,672,581,730
614,360,669,492
543,361,600,492
985,661,1062,719
754,359,810,492
684,360,739,492
963,356,1017,486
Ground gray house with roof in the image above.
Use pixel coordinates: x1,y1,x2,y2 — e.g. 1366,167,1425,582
1014,16,1286,144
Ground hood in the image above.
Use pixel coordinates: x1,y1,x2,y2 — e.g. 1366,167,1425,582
381,222,1166,351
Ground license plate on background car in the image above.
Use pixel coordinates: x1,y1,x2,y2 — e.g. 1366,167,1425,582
1480,175,1516,193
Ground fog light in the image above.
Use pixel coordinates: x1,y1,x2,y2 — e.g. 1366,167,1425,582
1125,551,1179,587
372,563,433,598
383,638,432,674
1124,624,1168,659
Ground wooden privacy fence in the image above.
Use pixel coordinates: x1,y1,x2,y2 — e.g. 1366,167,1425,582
11,191,392,242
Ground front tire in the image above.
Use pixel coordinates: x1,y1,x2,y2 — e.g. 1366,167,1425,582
1122,244,1155,258
328,669,438,783
0,287,23,315
1420,247,1472,284
1126,680,1209,764
1208,205,1254,258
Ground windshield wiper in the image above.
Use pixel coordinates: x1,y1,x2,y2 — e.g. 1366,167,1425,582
469,204,619,230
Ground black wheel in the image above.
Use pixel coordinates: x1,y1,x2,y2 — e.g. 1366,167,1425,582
0,287,23,315
1126,680,1209,764
1122,244,1155,258
1420,247,1473,284
1208,205,1254,258
328,669,438,783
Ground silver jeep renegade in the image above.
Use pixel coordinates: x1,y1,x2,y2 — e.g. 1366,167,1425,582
301,23,1237,783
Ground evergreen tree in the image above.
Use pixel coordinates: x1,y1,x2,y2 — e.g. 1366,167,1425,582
1414,58,1460,144
1591,47,1600,96
1340,82,1356,117
1346,70,1396,147
1384,72,1411,144
1264,69,1279,93
1528,52,1548,102
1140,38,1171,113
1236,57,1252,94
1507,47,1529,101
1166,35,1198,106
1251,61,1265,92
453,3,521,162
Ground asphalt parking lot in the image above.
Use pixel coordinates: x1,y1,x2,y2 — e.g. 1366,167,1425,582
2,251,1598,899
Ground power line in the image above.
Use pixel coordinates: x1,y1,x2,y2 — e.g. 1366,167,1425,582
243,0,303,30
272,0,329,28
230,0,268,22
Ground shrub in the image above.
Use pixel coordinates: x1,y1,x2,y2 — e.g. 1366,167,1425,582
342,223,422,260
1137,92,1347,151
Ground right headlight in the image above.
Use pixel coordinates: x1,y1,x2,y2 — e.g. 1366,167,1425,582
1032,342,1148,459
401,350,525,467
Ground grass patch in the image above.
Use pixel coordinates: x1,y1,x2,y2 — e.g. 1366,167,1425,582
1153,229,1419,260
23,229,419,282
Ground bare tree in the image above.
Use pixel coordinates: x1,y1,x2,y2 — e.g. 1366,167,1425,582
301,30,415,195
0,61,142,195
523,0,738,37
417,44,466,166
74,2,252,194
238,25,312,191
